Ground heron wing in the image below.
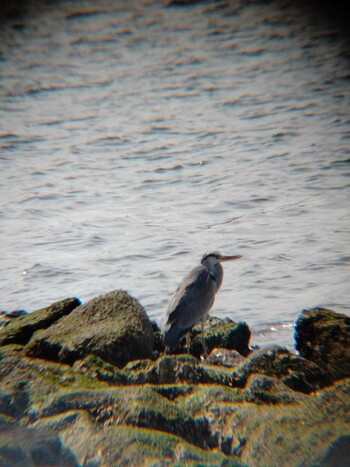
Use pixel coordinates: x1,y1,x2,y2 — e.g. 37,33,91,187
165,265,217,331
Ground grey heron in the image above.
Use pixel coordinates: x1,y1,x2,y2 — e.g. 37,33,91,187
163,251,242,353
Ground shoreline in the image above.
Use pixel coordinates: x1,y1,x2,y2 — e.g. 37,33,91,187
0,289,349,465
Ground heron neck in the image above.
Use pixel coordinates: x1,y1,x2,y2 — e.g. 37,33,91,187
207,262,223,291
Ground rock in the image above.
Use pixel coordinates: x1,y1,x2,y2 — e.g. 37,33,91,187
168,316,251,358
24,290,154,367
0,297,349,466
316,434,350,466
0,309,28,329
166,0,203,6
295,307,350,381
73,355,129,385
0,387,30,419
0,416,79,466
206,348,246,367
150,319,164,353
32,412,241,466
205,378,350,466
123,354,237,387
0,298,80,346
0,309,28,318
32,386,217,451
232,345,331,393
243,374,301,404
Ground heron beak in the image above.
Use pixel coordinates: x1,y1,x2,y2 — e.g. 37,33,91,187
219,254,242,262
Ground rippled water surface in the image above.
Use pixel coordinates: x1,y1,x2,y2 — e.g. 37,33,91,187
1,0,349,347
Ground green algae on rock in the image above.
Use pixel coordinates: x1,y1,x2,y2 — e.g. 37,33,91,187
231,345,331,393
32,414,243,466
0,298,80,347
0,291,349,466
24,290,154,367
295,307,350,381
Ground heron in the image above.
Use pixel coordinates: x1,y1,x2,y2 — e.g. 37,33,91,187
163,251,242,354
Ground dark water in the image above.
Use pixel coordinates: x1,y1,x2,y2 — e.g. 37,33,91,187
1,0,349,348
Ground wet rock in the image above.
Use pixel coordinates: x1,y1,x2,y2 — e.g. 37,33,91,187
232,345,331,393
0,298,80,346
295,307,350,381
25,290,154,367
0,416,78,466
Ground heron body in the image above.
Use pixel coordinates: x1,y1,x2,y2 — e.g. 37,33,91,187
163,252,242,349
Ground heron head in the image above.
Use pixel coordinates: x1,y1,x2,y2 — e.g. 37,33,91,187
201,251,242,265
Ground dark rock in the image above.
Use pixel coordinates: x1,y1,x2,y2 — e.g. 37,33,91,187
232,345,331,393
154,355,177,384
243,374,300,404
317,434,350,466
168,316,251,358
0,298,80,346
25,290,154,367
0,388,30,419
166,0,204,6
0,416,78,466
150,319,164,353
295,307,350,381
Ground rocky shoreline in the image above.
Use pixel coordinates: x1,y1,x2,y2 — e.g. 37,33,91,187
0,290,349,466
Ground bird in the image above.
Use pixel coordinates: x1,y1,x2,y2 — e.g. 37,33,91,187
163,251,242,353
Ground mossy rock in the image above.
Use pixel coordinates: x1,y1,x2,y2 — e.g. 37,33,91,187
181,379,350,466
231,346,331,393
0,345,111,407
24,290,154,367
73,355,129,385
295,307,350,381
32,385,217,450
121,354,239,387
32,414,244,466
0,298,80,347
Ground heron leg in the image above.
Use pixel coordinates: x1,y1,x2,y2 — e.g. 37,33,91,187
186,332,191,354
201,319,208,357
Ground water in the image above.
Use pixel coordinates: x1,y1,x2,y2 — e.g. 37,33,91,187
1,0,349,348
